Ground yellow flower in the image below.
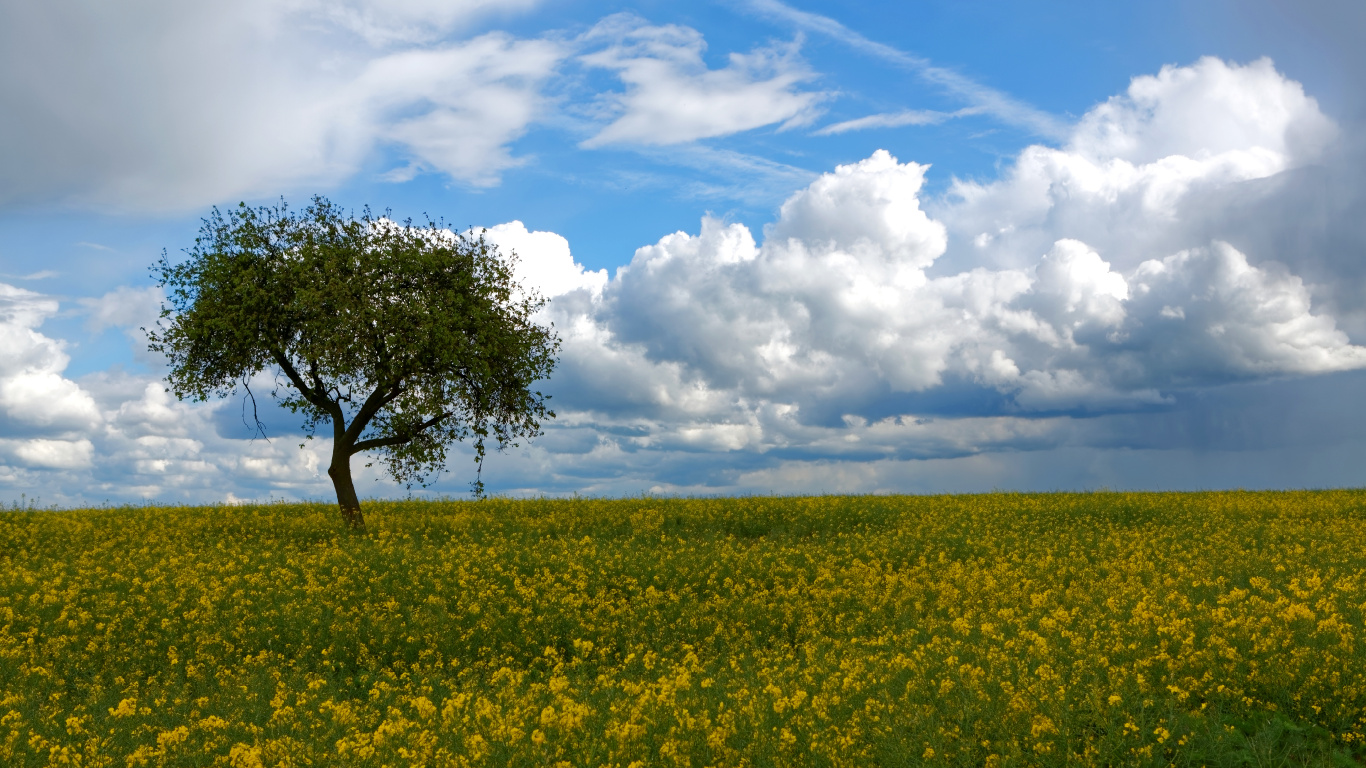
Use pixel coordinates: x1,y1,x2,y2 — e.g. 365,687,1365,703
108,698,136,718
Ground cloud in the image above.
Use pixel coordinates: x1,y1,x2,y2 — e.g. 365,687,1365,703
0,283,101,434
1069,57,1335,166
0,281,336,504
1123,242,1366,379
814,108,982,135
79,286,164,334
496,57,1364,488
938,57,1337,274
553,145,1361,426
9,439,94,470
357,34,564,185
0,271,59,281
77,285,169,367
744,0,1067,139
579,14,826,147
483,221,608,299
300,0,541,47
596,144,819,208
0,2,559,210
0,362,349,506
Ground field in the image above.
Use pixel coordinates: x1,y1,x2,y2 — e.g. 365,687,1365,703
2,492,1365,767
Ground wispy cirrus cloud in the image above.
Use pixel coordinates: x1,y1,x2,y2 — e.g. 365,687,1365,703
745,0,1068,140
0,271,59,281
814,107,985,135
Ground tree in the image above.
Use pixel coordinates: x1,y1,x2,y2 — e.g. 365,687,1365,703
148,197,559,530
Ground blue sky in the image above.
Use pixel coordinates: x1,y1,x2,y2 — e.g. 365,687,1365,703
1,0,1364,504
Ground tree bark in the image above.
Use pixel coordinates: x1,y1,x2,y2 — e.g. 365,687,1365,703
328,451,366,532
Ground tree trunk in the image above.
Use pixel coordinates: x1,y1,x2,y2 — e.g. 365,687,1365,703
328,451,366,532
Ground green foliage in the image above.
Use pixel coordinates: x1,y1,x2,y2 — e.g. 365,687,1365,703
147,197,558,508
2,492,1365,765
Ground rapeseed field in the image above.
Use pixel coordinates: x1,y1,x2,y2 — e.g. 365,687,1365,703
1,492,1364,766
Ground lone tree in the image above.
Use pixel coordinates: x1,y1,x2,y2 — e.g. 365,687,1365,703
148,197,559,530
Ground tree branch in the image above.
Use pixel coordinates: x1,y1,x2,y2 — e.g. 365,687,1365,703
308,359,348,426
271,349,345,433
342,377,405,447
350,410,452,455
271,350,326,408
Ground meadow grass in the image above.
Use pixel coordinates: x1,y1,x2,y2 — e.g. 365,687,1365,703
2,491,1365,766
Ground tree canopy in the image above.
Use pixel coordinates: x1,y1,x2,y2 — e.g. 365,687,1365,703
148,197,559,529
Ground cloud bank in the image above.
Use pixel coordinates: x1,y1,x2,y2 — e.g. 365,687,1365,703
5,56,1366,503
539,58,1355,421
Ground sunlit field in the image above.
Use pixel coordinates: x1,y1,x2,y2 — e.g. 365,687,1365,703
2,492,1365,766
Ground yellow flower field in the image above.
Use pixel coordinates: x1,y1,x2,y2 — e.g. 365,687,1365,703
1,491,1364,766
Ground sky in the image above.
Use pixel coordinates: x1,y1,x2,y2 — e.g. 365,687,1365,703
2,0,1366,505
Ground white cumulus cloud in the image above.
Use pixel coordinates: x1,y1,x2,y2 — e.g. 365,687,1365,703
483,221,609,299
1070,57,1335,166
557,145,1362,425
11,439,94,470
0,283,101,433
510,58,1363,481
939,57,1338,274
